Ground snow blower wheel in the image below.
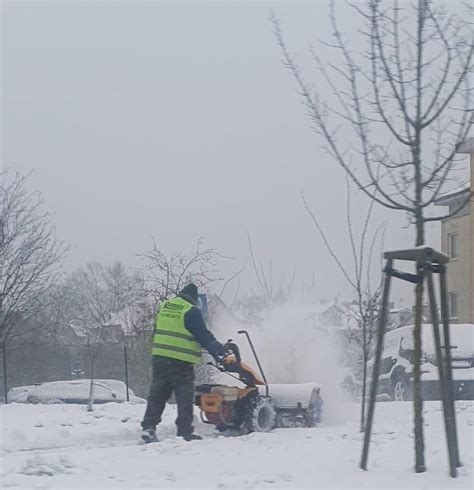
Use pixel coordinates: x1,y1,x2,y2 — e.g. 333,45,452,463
244,396,276,433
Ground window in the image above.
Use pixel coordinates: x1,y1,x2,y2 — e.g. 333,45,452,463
447,233,458,259
448,291,458,320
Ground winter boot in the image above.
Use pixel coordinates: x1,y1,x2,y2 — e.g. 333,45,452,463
141,429,158,444
182,434,203,442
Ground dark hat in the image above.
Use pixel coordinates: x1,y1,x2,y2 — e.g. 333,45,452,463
179,283,198,303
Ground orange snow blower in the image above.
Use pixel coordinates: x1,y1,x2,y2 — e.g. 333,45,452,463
195,330,323,433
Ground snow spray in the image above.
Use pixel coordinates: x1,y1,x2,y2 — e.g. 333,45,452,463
212,296,356,425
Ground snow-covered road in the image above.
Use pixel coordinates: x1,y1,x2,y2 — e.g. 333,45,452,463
1,401,473,489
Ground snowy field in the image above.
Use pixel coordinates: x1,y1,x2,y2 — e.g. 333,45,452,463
1,401,473,489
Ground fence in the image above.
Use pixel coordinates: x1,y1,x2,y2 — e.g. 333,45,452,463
0,340,215,405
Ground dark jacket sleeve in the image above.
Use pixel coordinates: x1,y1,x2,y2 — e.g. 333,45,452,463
184,307,225,355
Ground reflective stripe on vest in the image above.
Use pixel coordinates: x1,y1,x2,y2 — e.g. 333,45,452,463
152,297,202,364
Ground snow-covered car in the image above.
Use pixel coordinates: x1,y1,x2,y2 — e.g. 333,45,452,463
372,323,474,401
6,384,40,403
23,379,145,405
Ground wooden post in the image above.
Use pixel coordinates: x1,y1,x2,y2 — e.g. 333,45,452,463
360,259,393,470
360,248,460,477
426,269,457,477
439,265,461,467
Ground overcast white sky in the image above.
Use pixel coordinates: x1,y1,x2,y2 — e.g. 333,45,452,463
1,0,468,304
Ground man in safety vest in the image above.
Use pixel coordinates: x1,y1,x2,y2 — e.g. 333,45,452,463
140,283,226,443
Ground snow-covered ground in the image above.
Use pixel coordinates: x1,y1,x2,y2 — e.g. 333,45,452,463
1,401,473,489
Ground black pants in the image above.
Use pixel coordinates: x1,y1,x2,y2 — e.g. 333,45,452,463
141,356,195,437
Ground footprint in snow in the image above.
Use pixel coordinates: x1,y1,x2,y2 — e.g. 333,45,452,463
19,455,75,477
278,473,293,482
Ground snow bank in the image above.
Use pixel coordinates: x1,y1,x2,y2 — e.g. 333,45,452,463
1,402,157,454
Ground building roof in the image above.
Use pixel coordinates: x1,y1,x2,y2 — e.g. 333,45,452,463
458,137,474,154
433,136,472,205
434,184,470,206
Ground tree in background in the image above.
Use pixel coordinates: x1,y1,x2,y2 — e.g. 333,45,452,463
274,0,472,470
233,235,315,325
66,261,143,408
67,261,143,333
34,283,77,344
139,237,235,387
303,179,386,432
0,171,67,345
139,236,224,307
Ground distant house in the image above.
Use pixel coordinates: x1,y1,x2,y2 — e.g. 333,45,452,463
317,298,364,330
434,137,473,323
318,298,431,332
388,305,430,330
69,322,125,345
53,323,80,345
318,302,346,327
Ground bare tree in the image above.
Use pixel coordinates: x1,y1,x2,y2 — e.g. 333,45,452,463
302,179,386,432
138,237,246,387
233,235,316,325
34,283,76,344
249,234,316,300
274,0,472,470
67,261,145,348
67,261,143,409
138,236,224,306
0,171,67,345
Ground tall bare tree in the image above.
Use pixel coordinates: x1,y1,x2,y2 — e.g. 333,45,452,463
0,171,67,345
67,261,144,341
139,236,223,306
34,283,76,344
274,0,472,471
233,235,315,325
67,261,143,408
302,180,386,432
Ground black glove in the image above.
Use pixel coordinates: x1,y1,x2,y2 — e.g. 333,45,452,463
208,340,226,356
223,341,241,362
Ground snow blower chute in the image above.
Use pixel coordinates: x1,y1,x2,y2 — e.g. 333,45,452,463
195,330,323,432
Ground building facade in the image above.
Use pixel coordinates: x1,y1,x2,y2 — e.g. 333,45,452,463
435,138,473,323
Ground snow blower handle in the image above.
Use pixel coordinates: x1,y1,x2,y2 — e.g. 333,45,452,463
223,340,241,362
238,330,269,396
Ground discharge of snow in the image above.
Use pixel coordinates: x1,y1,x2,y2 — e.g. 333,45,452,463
212,296,351,424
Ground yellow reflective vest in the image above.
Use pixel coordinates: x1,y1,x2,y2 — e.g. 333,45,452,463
152,297,202,364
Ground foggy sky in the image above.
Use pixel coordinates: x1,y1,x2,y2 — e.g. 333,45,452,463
2,1,462,304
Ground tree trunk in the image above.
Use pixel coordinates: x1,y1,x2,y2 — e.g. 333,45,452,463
361,353,368,432
87,347,96,412
413,279,425,471
413,212,426,472
360,317,368,432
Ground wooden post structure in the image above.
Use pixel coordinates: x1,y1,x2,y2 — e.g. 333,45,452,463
425,269,456,477
360,259,393,469
438,265,461,468
360,247,460,477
